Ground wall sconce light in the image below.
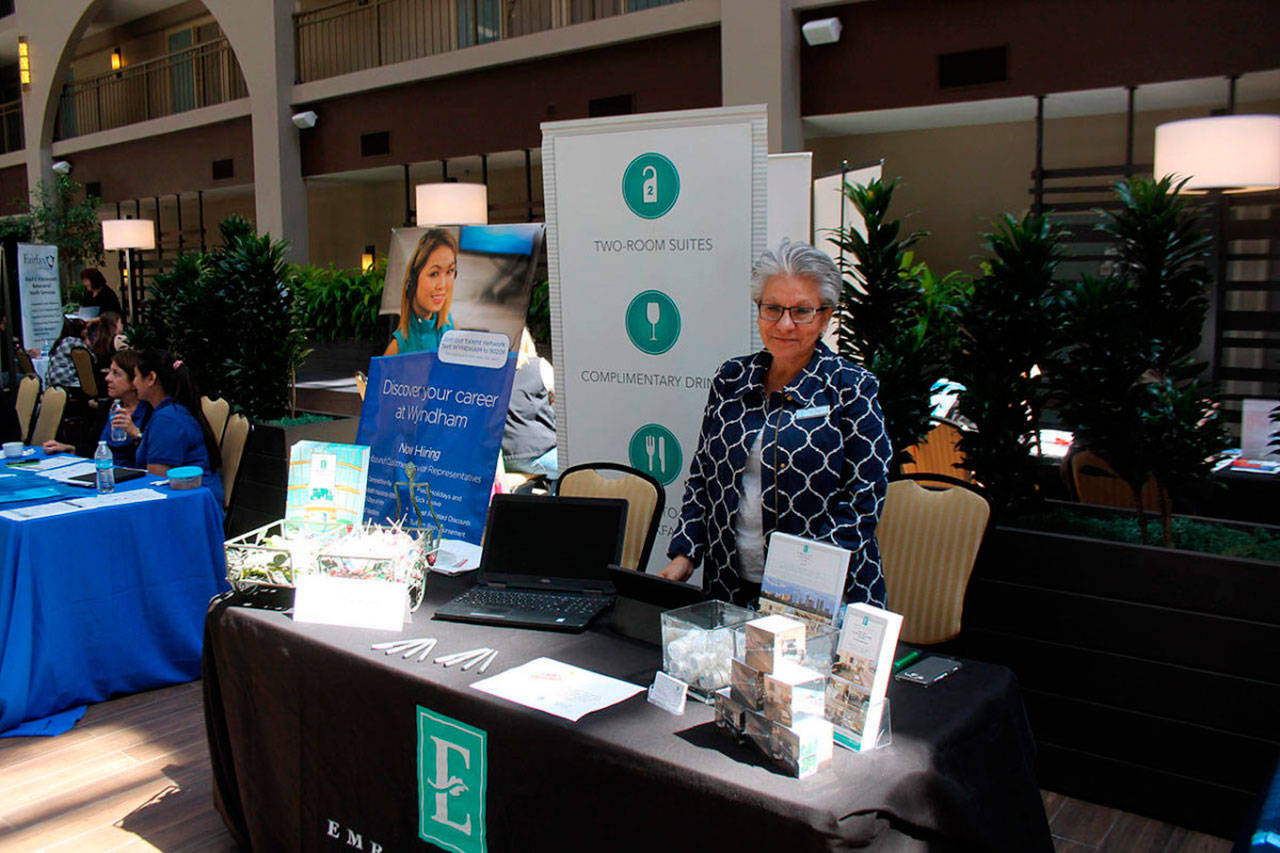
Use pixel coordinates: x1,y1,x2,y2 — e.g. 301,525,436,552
801,17,843,46
361,245,375,272
111,48,122,72
415,183,488,226
51,160,71,175
292,110,318,130
18,37,30,92
1154,114,1280,193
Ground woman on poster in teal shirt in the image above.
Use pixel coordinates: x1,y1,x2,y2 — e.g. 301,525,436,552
383,228,458,356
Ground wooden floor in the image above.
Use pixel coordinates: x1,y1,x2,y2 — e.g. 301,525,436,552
0,682,1236,853
0,683,235,852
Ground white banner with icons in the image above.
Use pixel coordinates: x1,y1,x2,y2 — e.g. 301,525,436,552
543,106,767,571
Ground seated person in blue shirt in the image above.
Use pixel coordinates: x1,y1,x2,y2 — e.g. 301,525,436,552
132,348,224,508
42,349,152,466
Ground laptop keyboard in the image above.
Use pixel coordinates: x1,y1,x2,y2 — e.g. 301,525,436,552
453,587,604,616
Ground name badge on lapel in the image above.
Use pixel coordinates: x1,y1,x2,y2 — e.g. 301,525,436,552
794,405,831,420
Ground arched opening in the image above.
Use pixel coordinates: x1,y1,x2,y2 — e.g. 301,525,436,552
52,1,248,141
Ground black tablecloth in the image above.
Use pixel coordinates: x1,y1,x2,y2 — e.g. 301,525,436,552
203,576,1051,851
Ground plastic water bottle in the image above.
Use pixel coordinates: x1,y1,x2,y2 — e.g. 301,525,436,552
109,399,126,442
95,441,115,494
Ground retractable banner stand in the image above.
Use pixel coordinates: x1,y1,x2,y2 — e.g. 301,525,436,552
357,331,515,545
17,243,62,353
543,105,767,571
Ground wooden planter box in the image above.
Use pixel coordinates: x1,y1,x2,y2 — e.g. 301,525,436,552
227,416,359,537
960,507,1280,840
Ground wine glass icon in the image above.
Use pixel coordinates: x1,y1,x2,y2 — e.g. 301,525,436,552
646,301,660,341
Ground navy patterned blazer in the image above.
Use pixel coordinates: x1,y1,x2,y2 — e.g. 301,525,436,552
668,342,891,608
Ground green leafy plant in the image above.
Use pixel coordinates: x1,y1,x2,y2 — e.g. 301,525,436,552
1047,177,1229,545
829,178,966,471
292,260,386,344
949,212,1067,514
526,278,550,345
130,216,309,421
0,174,104,291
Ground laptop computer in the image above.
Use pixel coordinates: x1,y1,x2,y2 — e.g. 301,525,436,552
432,493,627,632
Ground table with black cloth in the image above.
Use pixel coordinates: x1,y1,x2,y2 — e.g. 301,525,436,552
204,575,1051,852
0,458,228,735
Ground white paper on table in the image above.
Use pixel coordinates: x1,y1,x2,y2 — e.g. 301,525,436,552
431,538,483,575
293,575,409,632
67,488,168,508
7,454,82,473
41,461,97,481
0,500,85,520
470,657,645,722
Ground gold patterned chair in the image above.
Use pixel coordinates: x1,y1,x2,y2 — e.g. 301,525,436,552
15,376,38,443
556,462,664,572
878,474,991,645
1068,450,1165,512
29,387,68,447
898,419,972,483
201,396,231,447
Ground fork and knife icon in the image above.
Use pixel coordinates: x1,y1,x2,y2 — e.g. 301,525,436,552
645,434,666,474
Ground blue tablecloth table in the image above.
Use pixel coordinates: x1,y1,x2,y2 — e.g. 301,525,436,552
0,455,227,735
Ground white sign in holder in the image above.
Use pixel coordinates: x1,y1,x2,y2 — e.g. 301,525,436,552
17,243,62,353
542,105,767,572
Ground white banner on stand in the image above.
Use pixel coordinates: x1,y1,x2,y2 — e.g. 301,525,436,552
767,152,813,248
543,105,767,571
17,243,62,353
812,160,882,262
812,160,882,350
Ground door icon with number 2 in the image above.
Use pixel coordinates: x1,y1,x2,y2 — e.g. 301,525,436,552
642,166,658,203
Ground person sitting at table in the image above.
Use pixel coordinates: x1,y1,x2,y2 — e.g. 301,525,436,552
133,348,223,508
80,267,122,316
44,318,89,390
42,350,152,467
87,311,124,367
657,239,892,608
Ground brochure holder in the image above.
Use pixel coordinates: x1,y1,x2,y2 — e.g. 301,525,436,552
833,698,892,752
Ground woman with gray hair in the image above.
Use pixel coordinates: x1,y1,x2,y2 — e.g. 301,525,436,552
658,239,892,607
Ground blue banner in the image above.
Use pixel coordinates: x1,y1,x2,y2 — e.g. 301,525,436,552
356,333,515,545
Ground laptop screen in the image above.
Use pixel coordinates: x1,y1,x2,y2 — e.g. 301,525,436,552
480,494,627,589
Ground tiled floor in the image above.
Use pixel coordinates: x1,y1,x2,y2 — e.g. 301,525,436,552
0,682,1237,852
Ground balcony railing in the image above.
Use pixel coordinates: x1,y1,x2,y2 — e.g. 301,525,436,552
0,98,22,154
294,0,683,83
55,38,248,140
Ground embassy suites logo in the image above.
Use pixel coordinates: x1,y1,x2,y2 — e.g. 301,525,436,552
417,706,488,853
622,152,679,219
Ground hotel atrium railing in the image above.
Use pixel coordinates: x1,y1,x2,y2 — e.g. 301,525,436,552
0,99,22,154
55,38,248,140
294,0,683,83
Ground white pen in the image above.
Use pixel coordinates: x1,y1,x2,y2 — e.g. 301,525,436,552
416,639,439,662
441,648,490,667
383,642,420,655
461,649,494,671
402,640,434,659
434,650,478,664
372,639,417,650
477,649,499,673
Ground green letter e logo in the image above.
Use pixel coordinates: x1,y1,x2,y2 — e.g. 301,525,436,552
623,153,679,219
418,706,487,853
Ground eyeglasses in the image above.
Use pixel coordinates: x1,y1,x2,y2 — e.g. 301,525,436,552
756,302,831,325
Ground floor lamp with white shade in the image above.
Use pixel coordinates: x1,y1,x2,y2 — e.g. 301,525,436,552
101,219,156,319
